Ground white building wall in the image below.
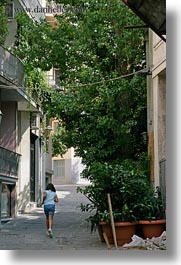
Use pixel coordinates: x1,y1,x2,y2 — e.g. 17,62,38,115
17,111,30,212
65,158,72,184
71,157,84,184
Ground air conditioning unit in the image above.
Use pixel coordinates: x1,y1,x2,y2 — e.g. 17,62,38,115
30,114,39,130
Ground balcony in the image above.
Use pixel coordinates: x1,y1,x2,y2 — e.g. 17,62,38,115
0,46,24,87
0,147,21,183
0,46,42,112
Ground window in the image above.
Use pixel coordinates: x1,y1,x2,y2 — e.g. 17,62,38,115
54,160,65,179
5,3,14,19
31,114,37,127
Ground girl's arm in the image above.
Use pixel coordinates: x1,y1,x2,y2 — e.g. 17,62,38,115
42,191,47,205
54,194,59,203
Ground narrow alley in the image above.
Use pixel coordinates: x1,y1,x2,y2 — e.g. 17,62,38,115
0,184,109,250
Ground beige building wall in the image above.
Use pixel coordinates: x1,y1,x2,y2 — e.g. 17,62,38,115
53,147,84,185
53,149,72,185
152,32,166,187
148,30,166,190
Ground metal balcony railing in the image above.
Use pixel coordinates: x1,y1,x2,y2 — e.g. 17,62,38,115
0,46,42,109
0,46,24,87
0,146,21,178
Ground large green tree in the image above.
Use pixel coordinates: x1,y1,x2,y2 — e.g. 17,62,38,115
12,0,147,167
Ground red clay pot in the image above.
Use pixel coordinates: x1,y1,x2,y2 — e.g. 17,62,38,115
139,219,166,239
99,221,137,246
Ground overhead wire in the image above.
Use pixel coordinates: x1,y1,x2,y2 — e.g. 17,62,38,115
0,68,148,92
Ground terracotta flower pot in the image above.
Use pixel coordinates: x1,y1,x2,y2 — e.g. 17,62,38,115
139,219,166,239
99,221,137,246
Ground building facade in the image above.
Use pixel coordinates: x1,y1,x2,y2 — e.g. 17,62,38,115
0,45,43,220
52,146,85,185
147,30,166,206
0,0,52,224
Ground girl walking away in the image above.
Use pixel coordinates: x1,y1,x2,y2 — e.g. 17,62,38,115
42,183,59,238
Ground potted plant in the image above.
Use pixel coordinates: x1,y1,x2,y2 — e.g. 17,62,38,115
78,157,151,246
136,186,166,239
97,206,138,246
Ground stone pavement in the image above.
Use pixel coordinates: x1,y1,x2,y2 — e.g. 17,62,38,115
0,184,113,250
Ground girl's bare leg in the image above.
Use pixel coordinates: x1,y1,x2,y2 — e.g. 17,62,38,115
46,216,49,230
48,215,53,230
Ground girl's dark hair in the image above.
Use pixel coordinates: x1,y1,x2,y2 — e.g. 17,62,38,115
46,183,56,192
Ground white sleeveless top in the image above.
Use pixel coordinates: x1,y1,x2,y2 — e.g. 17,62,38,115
44,190,56,205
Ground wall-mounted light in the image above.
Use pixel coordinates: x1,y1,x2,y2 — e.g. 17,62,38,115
43,125,53,152
46,125,52,132
136,69,152,77
0,110,3,126
45,125,52,137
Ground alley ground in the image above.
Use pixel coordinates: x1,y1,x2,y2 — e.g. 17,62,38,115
0,184,113,250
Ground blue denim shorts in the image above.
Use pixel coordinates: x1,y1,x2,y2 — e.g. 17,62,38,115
44,204,55,216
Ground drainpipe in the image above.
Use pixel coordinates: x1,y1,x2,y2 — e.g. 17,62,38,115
0,182,2,229
145,29,155,185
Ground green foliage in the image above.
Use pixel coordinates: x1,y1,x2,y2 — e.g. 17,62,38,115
77,157,152,229
24,67,47,89
13,13,55,70
12,1,145,75
135,186,166,220
12,0,147,177
43,1,146,161
78,156,165,231
48,74,146,163
0,2,8,45
52,124,68,156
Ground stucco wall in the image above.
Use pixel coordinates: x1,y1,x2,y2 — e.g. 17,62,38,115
17,111,30,212
151,31,166,187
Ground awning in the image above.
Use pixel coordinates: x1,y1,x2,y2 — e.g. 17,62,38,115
122,0,166,41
